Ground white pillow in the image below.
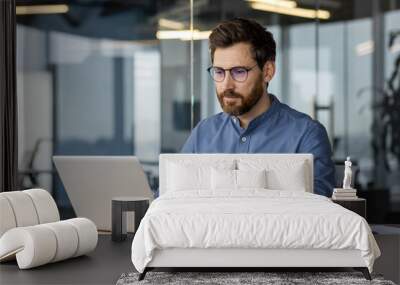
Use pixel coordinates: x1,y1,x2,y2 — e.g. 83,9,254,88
237,169,267,188
167,160,235,191
266,164,306,191
211,168,236,190
238,159,308,192
211,168,267,190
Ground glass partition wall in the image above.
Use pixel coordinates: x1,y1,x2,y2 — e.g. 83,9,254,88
16,0,400,223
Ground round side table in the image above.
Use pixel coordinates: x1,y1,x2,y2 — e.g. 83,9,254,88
111,197,150,242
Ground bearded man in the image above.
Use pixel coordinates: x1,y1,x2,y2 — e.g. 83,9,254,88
181,18,334,197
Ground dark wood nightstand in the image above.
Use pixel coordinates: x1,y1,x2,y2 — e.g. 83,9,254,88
332,198,366,219
111,197,150,242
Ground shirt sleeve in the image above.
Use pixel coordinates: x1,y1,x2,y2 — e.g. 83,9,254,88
180,125,198,153
300,122,335,197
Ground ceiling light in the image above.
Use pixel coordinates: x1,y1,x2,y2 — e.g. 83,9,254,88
247,0,297,9
16,4,69,15
250,2,330,20
356,41,374,56
158,18,186,30
156,30,211,41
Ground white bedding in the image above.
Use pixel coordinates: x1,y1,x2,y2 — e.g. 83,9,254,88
131,190,380,273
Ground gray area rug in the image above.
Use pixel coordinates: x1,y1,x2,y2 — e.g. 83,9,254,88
116,272,396,285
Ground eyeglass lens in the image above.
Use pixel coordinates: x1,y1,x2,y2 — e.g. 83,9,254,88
211,67,248,82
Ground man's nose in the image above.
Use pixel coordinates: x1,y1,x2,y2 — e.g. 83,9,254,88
220,71,235,90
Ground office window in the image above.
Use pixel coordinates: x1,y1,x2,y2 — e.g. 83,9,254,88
17,0,400,222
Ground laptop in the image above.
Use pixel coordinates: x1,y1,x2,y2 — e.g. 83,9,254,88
53,156,153,231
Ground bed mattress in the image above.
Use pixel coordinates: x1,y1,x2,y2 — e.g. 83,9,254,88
131,190,380,273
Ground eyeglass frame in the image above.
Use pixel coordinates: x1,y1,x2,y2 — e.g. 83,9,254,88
207,64,259,82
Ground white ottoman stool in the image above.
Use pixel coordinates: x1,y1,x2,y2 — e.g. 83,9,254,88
0,189,98,269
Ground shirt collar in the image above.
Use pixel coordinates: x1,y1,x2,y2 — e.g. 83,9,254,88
226,93,281,131
247,93,280,129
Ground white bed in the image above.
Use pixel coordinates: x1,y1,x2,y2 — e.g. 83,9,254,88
131,154,380,280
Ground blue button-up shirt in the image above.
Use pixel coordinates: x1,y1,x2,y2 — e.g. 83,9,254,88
181,94,335,197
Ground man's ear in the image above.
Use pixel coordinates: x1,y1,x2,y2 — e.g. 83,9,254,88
262,61,276,83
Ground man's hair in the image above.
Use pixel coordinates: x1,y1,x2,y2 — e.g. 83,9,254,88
209,18,276,69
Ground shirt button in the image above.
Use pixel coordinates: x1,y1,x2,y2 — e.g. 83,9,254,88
241,137,247,143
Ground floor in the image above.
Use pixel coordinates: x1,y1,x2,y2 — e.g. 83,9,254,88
372,225,400,284
1,227,399,285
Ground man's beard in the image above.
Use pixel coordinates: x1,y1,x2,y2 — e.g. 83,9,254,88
217,79,265,117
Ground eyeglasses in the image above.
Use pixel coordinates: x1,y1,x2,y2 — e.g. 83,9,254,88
207,64,258,82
